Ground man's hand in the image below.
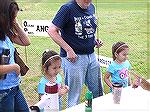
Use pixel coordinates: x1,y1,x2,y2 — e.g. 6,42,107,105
67,49,78,63
95,39,103,48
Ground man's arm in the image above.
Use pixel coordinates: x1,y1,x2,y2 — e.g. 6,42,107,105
47,23,77,62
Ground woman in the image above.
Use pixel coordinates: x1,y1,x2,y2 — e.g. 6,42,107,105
0,0,30,111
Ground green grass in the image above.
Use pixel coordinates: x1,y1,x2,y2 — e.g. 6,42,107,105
15,0,150,109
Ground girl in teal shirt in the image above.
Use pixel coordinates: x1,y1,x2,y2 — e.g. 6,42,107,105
38,49,69,110
104,42,131,91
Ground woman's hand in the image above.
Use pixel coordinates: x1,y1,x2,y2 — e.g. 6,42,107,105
11,19,31,46
132,77,140,88
13,63,20,75
132,74,142,88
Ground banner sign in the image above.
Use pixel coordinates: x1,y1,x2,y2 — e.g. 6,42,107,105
96,55,113,68
22,20,51,36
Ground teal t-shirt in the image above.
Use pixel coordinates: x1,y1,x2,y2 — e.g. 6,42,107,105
38,73,62,94
107,60,131,88
0,36,20,90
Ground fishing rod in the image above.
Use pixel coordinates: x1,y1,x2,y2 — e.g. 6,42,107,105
95,0,105,95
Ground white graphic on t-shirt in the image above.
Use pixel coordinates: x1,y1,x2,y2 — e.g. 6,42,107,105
119,68,128,79
75,18,82,35
84,19,94,34
74,15,95,39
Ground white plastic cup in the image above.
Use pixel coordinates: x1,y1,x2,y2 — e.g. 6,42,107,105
112,82,123,104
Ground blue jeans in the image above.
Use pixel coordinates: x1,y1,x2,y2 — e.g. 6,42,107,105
0,86,29,112
61,53,103,108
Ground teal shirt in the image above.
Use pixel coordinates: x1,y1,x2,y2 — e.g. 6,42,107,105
107,60,131,88
38,73,62,94
0,36,20,90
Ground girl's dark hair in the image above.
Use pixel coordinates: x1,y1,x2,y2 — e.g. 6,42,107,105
112,42,129,60
42,49,61,71
0,0,19,41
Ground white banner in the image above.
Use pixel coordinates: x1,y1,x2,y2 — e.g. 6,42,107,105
22,20,51,37
96,55,113,68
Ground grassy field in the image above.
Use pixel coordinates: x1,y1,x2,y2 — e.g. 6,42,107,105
15,0,150,109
